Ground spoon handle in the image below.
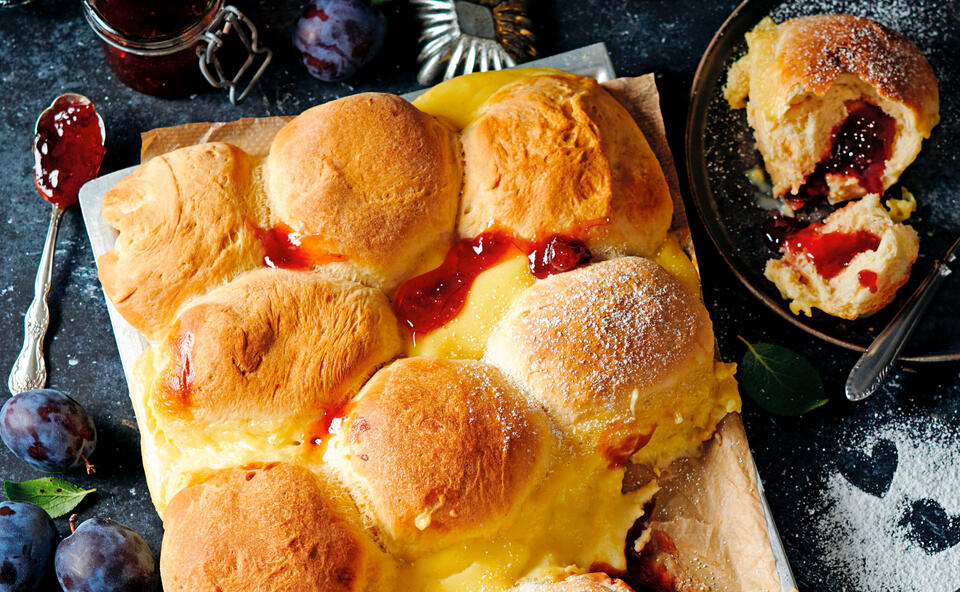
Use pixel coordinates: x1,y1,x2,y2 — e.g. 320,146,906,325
845,249,956,401
8,203,62,395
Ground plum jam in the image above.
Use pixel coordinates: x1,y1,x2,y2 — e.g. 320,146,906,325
81,0,270,101
784,224,881,279
250,222,344,270
89,0,215,37
301,409,340,447
393,231,594,339
790,101,897,209
393,233,518,339
33,95,105,209
527,236,592,279
761,212,808,252
600,426,656,469
82,0,221,97
624,500,678,592
858,269,879,293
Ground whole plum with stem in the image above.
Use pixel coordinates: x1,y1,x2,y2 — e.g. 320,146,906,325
0,389,96,474
55,518,157,592
294,0,387,81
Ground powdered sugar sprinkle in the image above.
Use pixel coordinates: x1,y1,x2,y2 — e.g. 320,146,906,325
810,415,960,591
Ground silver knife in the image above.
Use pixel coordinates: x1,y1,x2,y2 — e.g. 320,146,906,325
846,235,960,401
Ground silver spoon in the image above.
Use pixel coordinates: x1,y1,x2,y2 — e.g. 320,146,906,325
8,94,106,394
846,235,960,401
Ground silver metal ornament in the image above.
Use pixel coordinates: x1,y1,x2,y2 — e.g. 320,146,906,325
412,0,537,85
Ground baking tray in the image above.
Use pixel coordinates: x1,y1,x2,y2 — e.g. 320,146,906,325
78,42,796,592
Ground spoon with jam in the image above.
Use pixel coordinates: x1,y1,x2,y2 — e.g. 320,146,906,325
8,94,106,394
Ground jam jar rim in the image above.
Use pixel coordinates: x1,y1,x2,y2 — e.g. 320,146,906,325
81,0,224,56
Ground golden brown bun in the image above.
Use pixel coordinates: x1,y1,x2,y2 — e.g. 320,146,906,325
161,462,394,592
774,15,938,125
510,574,635,592
325,357,552,558
459,75,672,258
266,93,463,289
725,15,939,203
151,268,402,424
484,257,717,466
97,143,264,341
765,194,919,319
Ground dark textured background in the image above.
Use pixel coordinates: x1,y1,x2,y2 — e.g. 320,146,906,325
0,1,958,590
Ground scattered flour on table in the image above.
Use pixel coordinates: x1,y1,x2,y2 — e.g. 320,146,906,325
812,416,960,592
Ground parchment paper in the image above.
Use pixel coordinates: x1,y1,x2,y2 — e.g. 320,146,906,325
136,74,783,592
628,415,784,592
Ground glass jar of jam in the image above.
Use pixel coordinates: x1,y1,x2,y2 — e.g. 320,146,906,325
81,0,272,103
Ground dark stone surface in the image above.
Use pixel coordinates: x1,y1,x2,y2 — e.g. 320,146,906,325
0,0,957,590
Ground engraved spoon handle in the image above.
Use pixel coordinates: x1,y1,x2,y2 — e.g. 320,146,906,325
845,237,959,401
8,203,62,395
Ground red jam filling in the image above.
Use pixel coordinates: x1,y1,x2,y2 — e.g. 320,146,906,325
784,223,881,280
527,235,592,279
393,233,518,339
627,529,680,592
33,96,105,209
624,500,680,592
789,101,897,210
393,231,594,339
601,426,656,469
762,212,808,251
858,270,879,293
299,408,344,448
250,222,344,270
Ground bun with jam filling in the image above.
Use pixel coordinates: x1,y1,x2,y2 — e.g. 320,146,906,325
725,15,939,208
765,194,919,319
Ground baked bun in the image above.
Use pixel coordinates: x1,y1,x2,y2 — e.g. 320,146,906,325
98,143,264,340
725,15,939,204
97,75,761,592
161,462,395,592
485,257,736,468
325,357,552,558
509,574,635,592
765,193,919,319
266,93,463,289
459,75,673,258
150,268,402,425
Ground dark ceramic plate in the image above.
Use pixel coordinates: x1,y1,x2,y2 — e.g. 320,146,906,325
686,0,960,362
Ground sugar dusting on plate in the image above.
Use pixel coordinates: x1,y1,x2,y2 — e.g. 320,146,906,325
808,415,960,591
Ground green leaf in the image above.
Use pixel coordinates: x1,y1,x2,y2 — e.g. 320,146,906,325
4,478,96,518
738,337,829,416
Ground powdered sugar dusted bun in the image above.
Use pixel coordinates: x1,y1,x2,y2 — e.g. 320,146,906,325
765,194,919,319
266,93,463,290
509,573,636,591
161,462,395,592
725,15,939,204
484,257,738,468
324,357,553,559
459,75,673,258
